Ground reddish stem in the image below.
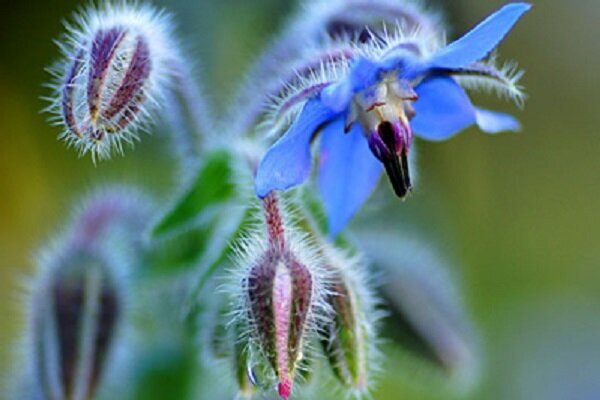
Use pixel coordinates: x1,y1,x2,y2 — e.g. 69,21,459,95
263,193,285,251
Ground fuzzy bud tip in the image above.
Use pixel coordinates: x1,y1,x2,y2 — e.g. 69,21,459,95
278,376,292,399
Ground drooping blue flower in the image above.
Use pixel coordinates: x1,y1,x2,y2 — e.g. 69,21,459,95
255,3,531,236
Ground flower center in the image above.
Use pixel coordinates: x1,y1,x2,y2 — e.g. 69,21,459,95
350,75,417,198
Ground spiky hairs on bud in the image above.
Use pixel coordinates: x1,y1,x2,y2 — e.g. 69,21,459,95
26,236,124,400
11,186,152,400
68,185,153,247
46,2,179,161
228,194,330,399
319,244,382,398
358,231,481,390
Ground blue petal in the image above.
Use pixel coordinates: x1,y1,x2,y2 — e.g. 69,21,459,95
321,80,353,113
475,108,521,133
255,98,336,198
412,76,476,141
429,3,531,70
321,57,383,113
318,118,383,237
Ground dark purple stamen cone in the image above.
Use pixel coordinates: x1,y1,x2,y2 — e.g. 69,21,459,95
369,120,412,198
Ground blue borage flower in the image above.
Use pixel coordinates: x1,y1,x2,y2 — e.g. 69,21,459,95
227,0,442,137
255,3,531,236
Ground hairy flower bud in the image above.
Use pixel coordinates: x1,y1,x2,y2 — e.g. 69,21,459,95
314,0,440,41
232,195,325,399
359,232,481,389
30,245,122,400
72,186,152,244
47,3,179,160
247,248,312,399
19,187,148,400
320,247,380,395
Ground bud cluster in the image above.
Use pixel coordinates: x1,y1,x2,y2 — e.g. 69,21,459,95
26,0,514,398
224,194,383,399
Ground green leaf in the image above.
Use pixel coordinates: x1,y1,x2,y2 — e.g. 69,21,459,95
143,226,213,276
152,150,236,237
183,204,254,317
298,186,329,234
129,345,197,400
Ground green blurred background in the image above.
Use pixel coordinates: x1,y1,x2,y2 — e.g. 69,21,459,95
1,0,599,399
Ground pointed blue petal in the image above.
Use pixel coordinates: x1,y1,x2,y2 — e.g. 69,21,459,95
321,57,384,112
255,98,336,198
412,76,476,141
475,108,521,134
318,118,383,236
429,3,531,70
321,80,353,113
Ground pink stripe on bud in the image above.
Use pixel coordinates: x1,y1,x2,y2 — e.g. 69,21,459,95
273,260,293,398
48,3,209,160
278,377,292,399
244,194,314,399
248,253,313,399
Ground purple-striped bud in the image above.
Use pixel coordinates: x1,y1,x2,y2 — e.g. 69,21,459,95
21,187,148,400
30,245,122,400
48,4,178,160
247,248,312,399
234,194,323,399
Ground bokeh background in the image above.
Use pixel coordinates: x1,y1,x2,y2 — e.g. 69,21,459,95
1,0,599,399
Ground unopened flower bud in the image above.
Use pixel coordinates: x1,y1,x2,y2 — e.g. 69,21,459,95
317,0,439,41
320,248,379,395
73,186,152,244
359,232,481,389
30,245,122,400
233,194,324,399
48,4,179,160
21,187,147,400
247,248,312,399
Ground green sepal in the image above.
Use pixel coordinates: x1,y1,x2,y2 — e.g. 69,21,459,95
152,150,236,237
